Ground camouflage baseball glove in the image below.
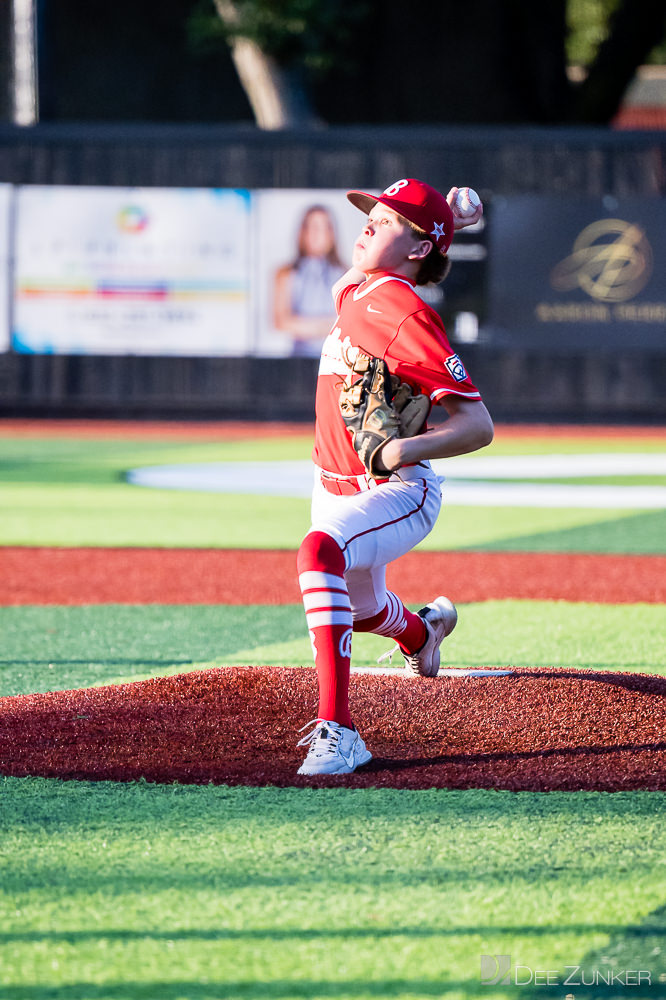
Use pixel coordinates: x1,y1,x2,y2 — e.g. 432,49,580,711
339,353,430,479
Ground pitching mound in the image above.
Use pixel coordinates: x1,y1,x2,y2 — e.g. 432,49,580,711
1,666,664,791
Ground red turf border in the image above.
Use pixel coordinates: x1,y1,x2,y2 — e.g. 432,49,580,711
1,418,664,441
2,547,664,605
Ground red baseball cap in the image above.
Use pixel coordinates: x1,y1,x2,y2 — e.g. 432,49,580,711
347,178,454,255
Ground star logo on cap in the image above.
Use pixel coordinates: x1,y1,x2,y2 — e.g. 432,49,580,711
431,221,447,242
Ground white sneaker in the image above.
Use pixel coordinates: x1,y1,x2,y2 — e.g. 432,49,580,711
379,596,458,677
297,719,372,776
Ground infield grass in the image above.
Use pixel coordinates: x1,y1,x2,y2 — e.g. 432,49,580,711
1,600,664,698
1,429,665,552
1,779,665,1000
2,480,664,552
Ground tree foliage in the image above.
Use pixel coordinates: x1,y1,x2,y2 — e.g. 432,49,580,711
566,0,666,65
189,0,370,75
570,0,666,122
189,0,666,127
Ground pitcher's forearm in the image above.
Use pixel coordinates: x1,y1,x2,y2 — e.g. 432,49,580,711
382,400,494,469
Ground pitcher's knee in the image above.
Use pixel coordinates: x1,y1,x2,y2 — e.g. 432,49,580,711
297,530,346,577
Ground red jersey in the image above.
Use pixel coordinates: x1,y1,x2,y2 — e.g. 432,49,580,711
312,272,482,476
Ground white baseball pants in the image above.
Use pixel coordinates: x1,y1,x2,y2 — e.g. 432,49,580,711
308,462,442,621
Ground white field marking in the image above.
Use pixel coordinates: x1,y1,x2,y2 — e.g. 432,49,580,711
439,481,666,508
126,454,666,509
350,666,515,677
127,460,315,498
433,452,666,478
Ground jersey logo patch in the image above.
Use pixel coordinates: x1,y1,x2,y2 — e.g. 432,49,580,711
366,304,382,314
445,354,469,383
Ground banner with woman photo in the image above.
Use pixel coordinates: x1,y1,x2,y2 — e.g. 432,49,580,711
251,190,360,357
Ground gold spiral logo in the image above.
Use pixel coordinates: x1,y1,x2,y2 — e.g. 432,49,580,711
550,219,652,303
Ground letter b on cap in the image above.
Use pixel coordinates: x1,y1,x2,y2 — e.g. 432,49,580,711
383,179,409,197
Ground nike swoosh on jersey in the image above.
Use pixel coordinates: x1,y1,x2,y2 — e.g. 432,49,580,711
366,304,382,314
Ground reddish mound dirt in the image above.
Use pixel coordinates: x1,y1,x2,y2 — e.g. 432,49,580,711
3,548,665,605
0,419,313,440
2,418,664,442
1,666,664,791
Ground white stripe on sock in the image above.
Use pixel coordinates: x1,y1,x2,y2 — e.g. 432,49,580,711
303,590,351,613
373,591,409,638
299,570,346,594
306,609,353,629
383,592,402,630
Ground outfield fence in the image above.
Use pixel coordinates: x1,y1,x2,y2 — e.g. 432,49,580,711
0,123,664,422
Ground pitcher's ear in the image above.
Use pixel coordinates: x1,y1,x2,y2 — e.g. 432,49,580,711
408,239,433,261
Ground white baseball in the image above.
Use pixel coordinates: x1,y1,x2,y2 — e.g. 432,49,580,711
455,186,481,218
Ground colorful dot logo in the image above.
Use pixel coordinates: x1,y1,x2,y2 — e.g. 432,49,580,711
117,205,149,233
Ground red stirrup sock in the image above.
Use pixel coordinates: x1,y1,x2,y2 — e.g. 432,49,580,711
297,530,353,730
353,590,427,653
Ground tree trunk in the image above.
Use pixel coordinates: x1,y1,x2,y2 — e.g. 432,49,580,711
212,0,317,129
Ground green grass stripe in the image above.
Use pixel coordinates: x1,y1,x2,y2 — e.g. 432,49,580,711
1,601,664,698
3,480,665,551
0,482,313,548
425,506,666,554
1,430,664,470
1,432,665,551
0,780,664,1000
0,435,316,480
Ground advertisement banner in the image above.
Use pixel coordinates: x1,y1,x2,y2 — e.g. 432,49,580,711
252,189,360,358
487,196,666,349
13,186,252,355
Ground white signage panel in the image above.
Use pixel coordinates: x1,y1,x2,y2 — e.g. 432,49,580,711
13,186,252,355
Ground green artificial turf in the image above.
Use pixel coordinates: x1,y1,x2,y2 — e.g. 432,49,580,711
2,601,664,699
0,482,313,548
0,434,316,479
1,779,664,1000
1,431,665,551
425,506,666,554
2,479,664,551
2,425,665,1000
